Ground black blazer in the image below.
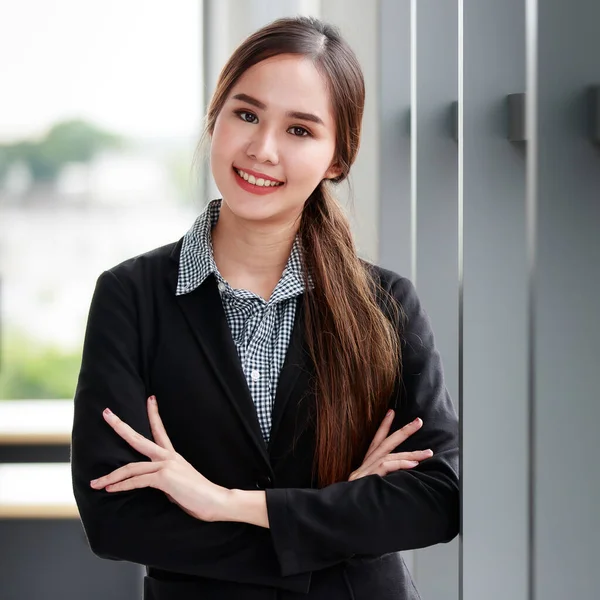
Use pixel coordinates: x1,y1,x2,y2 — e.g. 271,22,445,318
70,237,459,600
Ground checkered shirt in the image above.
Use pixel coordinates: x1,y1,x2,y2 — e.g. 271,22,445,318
176,198,307,444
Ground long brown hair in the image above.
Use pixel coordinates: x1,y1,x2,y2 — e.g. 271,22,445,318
200,16,402,487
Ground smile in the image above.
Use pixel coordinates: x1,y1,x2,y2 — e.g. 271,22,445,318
234,168,284,187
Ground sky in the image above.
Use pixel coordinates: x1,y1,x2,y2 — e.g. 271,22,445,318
0,0,203,142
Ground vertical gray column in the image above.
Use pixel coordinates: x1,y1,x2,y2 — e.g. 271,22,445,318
412,2,460,599
379,1,460,597
462,1,529,599
378,0,414,578
379,0,412,279
531,1,600,598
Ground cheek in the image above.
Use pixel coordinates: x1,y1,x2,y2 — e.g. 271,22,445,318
289,143,335,184
211,119,242,164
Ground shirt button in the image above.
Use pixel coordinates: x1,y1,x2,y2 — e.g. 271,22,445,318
251,369,260,381
218,282,226,292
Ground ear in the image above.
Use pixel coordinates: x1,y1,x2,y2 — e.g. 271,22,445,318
324,163,343,181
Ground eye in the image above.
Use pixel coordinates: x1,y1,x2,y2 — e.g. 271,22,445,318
288,126,311,137
235,110,258,124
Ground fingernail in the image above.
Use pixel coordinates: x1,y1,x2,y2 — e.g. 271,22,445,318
90,479,98,486
103,408,112,416
413,417,421,425
149,396,156,403
387,409,394,418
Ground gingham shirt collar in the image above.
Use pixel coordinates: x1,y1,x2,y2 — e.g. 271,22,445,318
176,198,307,299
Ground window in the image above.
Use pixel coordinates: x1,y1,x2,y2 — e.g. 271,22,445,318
0,0,204,404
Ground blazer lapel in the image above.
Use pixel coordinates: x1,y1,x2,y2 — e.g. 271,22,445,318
268,296,309,451
168,254,271,467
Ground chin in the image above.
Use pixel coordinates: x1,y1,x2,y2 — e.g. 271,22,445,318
221,190,279,220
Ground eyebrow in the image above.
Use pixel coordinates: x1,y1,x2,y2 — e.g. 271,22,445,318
231,93,325,126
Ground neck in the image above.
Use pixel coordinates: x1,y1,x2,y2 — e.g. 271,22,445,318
211,200,300,283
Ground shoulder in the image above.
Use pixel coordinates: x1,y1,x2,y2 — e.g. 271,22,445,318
359,258,417,303
99,238,182,291
359,260,428,338
109,239,180,279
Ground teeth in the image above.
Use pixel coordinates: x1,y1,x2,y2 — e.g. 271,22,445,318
236,168,281,187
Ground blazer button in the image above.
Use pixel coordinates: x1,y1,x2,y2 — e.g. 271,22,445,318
256,475,273,489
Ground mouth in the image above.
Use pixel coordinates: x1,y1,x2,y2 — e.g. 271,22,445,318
233,167,284,188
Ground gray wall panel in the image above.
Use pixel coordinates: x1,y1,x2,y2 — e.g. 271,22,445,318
379,0,412,279
462,1,529,599
412,1,460,599
532,1,600,598
378,0,417,580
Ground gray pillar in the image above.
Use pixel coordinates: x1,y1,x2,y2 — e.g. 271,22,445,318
412,2,460,598
531,0,600,598
462,1,529,599
379,1,459,597
379,0,412,279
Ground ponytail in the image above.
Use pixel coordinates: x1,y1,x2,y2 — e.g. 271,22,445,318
299,183,402,487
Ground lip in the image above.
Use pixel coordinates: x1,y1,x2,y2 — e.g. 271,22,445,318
232,167,285,196
233,166,284,184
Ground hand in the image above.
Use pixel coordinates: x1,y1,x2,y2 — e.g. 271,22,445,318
89,396,230,522
348,411,434,481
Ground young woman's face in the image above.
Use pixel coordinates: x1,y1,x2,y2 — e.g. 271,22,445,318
210,54,341,226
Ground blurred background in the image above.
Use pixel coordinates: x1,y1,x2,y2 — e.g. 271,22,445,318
0,1,598,599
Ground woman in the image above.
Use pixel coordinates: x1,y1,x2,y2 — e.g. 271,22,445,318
71,15,459,600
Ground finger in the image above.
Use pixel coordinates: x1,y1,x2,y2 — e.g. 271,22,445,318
348,470,362,482
378,417,423,456
147,396,176,452
364,409,395,461
387,449,434,461
361,418,424,471
349,458,419,482
90,461,161,489
376,459,420,476
105,473,157,493
103,408,168,461
349,449,432,481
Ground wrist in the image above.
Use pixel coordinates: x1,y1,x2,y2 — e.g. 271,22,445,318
214,487,237,522
219,488,269,528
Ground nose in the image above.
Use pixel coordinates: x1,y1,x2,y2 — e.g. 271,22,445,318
246,127,279,165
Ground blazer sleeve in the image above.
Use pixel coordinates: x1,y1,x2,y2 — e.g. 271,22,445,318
70,270,311,592
265,275,460,577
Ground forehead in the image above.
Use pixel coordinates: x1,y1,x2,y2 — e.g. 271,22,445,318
228,54,334,127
